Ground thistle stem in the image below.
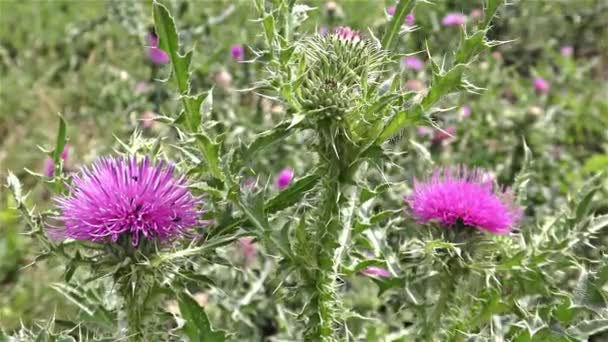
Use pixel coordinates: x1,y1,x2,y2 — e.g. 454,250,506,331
305,125,355,341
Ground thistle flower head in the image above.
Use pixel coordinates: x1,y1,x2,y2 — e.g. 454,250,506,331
297,26,388,124
275,168,294,190
560,45,574,57
533,77,550,94
230,43,245,61
361,266,390,278
442,13,467,26
147,33,170,65
53,156,200,245
407,167,522,234
404,56,424,71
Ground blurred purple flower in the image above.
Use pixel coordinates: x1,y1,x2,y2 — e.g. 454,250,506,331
53,156,200,245
432,126,457,143
239,237,257,266
387,6,415,26
44,146,69,178
442,12,467,26
134,81,151,95
560,45,574,57
460,106,472,117
361,266,390,277
417,127,433,136
404,56,424,71
469,8,483,19
407,166,522,234
147,33,170,65
319,26,330,36
275,168,294,190
140,111,157,129
533,77,550,94
405,13,415,26
230,44,245,61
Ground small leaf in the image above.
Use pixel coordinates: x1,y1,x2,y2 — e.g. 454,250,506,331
194,133,224,181
178,293,226,342
265,173,320,213
52,114,67,164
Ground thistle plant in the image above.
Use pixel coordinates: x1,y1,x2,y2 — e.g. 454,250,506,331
3,0,608,341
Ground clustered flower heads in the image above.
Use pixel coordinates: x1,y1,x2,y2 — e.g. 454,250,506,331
147,32,170,65
408,167,522,234
53,156,199,245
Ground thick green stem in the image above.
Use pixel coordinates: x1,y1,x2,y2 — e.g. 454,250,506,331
424,259,459,340
304,125,356,341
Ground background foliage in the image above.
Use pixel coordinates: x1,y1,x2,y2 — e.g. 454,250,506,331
1,0,607,341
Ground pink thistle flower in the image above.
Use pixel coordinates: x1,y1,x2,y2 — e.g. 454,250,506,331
533,77,550,94
230,44,245,61
460,106,472,118
408,166,522,234
361,266,391,278
404,56,424,71
405,13,415,26
387,6,415,26
147,33,170,65
53,156,200,245
44,146,69,178
417,126,433,136
560,45,574,57
334,26,361,42
404,79,425,91
432,126,457,143
239,237,257,266
140,111,157,129
470,8,483,19
275,168,294,190
441,12,467,26
319,26,329,36
134,82,151,95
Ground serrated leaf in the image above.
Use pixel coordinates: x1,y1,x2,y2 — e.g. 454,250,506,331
178,293,226,342
265,174,320,213
194,133,224,181
381,0,416,50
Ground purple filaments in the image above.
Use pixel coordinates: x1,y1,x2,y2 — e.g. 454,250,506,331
408,167,522,234
53,156,200,245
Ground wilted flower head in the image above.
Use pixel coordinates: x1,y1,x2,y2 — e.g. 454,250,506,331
230,44,245,61
533,77,550,94
53,156,199,245
408,167,522,234
44,146,69,178
442,12,467,26
361,266,390,278
146,33,170,65
403,56,424,71
275,168,294,190
560,45,574,57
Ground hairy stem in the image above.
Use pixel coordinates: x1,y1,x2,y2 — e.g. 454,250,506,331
305,124,356,341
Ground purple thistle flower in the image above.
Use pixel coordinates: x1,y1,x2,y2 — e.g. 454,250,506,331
334,26,361,42
432,125,457,143
361,266,391,278
319,26,330,36
560,45,574,57
275,168,294,190
147,33,170,65
44,146,69,177
405,13,415,26
404,56,424,71
442,12,467,26
239,237,257,267
53,156,199,245
533,77,550,94
460,105,472,118
408,167,522,234
230,44,245,61
387,6,415,26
